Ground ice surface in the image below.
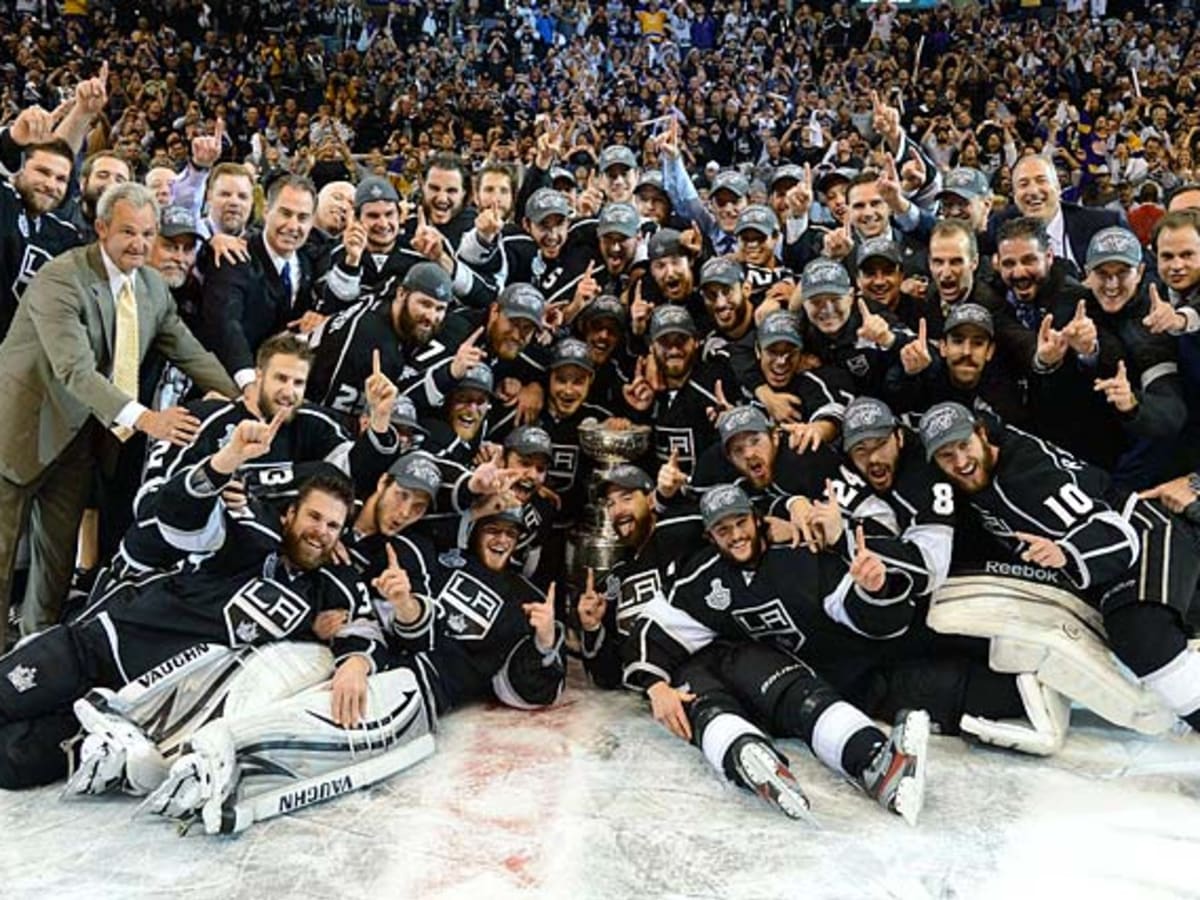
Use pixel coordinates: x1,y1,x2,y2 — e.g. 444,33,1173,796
2,675,1199,900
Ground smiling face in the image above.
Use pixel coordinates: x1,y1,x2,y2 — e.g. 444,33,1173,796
255,352,309,422
1156,225,1200,294
708,512,761,565
652,331,698,382
737,228,777,267
528,213,568,260
360,199,400,252
548,364,592,418
422,165,467,224
1012,156,1062,223
1086,261,1144,313
581,315,621,365
503,449,548,502
703,281,752,335
857,258,901,309
803,291,853,335
711,188,746,233
96,199,159,274
650,255,694,301
940,327,995,390
849,429,903,493
473,519,521,572
726,430,778,488
149,233,198,288
281,490,349,570
847,181,890,238
929,230,978,305
264,185,315,256
599,231,637,274
15,148,72,214
487,306,538,360
601,164,638,203
994,235,1053,304
393,289,448,346
931,429,995,494
447,387,489,441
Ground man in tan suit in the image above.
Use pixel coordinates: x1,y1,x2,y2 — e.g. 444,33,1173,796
0,182,237,644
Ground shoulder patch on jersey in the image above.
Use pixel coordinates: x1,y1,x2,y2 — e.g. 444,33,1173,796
439,548,467,569
604,574,621,601
705,577,731,610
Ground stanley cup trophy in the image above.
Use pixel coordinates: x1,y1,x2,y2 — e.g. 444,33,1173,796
565,420,653,588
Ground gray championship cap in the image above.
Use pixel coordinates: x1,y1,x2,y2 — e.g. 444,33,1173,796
717,406,771,448
943,302,994,337
1086,226,1143,269
635,169,668,196
700,257,743,287
647,227,686,261
710,170,750,198
389,394,427,434
388,451,442,499
578,293,627,328
160,205,201,239
549,166,578,188
757,310,804,348
525,188,571,224
769,164,805,189
498,282,547,325
649,304,698,341
938,167,990,202
453,362,494,396
403,261,454,304
598,144,638,173
550,337,595,372
504,425,553,459
857,236,902,267
919,402,978,461
801,259,852,298
817,166,858,196
841,397,898,450
354,175,400,210
700,483,755,530
598,463,654,493
476,504,527,531
735,204,780,236
597,202,640,238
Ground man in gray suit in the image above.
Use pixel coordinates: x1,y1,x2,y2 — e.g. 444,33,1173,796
0,182,237,644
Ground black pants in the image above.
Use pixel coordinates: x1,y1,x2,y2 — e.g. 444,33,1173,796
0,619,121,788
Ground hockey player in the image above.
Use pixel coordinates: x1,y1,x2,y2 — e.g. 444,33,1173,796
420,363,495,465
733,205,796,307
0,417,364,788
142,333,406,510
920,401,1200,733
620,484,930,824
574,294,635,412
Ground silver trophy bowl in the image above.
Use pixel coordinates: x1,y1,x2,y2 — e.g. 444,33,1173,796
577,420,652,464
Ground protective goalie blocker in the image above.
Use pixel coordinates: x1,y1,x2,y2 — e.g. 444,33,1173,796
929,572,1177,752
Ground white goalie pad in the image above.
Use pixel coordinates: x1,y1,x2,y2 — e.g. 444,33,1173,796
959,673,1071,756
929,575,1176,738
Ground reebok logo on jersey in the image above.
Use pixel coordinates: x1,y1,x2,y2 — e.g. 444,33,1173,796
6,664,37,693
278,774,354,813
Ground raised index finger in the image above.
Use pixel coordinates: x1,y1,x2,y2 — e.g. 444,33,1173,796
266,407,288,441
1074,299,1087,321
855,523,866,556
465,326,484,346
917,317,927,343
385,541,400,570
586,566,595,595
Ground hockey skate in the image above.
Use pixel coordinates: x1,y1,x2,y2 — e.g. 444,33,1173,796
731,737,817,824
139,721,237,835
63,689,167,797
859,709,930,827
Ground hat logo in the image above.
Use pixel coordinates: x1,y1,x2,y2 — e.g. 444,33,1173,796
370,184,383,198
923,407,959,440
1094,232,1132,252
409,459,441,486
847,404,881,429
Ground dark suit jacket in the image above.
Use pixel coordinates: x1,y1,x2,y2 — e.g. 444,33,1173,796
199,233,314,379
0,243,237,485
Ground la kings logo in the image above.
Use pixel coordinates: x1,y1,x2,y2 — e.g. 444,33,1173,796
438,570,503,640
13,243,54,299
617,569,662,635
732,599,806,652
223,578,310,645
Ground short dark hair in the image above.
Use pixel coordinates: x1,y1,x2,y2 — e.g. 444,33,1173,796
23,139,75,168
846,170,881,201
256,331,315,369
294,468,355,517
266,174,316,209
931,218,978,260
996,216,1050,253
422,152,472,194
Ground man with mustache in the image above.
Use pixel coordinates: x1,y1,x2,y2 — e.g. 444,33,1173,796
0,419,364,789
199,176,319,400
883,303,1027,426
920,401,1200,740
148,205,205,332
307,262,456,427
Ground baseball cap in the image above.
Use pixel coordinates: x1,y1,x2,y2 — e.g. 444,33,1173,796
498,283,546,325
717,406,771,448
525,188,571,224
453,362,494,396
389,394,427,434
919,402,977,461
938,167,990,202
700,257,743,287
647,228,686,261
649,305,697,341
403,262,454,304
354,176,399,210
1086,227,1142,269
598,145,638,173
857,236,902,267
943,303,995,337
841,397,898,450
597,202,640,238
550,337,595,373
757,311,804,349
801,259,852,298
160,205,201,239
735,204,780,236
598,463,654,494
549,166,578,188
817,167,858,196
476,505,527,532
635,169,668,197
769,164,805,189
577,294,627,328
700,484,755,530
504,425,553,459
710,170,750,198
388,451,442,499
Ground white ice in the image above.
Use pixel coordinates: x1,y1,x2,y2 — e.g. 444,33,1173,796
2,674,1199,900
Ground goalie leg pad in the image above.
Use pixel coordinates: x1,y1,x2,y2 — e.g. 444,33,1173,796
959,673,1071,756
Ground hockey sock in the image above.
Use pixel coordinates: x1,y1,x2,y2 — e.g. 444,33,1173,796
810,700,885,778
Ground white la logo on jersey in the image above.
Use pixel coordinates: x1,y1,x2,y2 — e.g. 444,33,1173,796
6,664,37,693
705,577,731,610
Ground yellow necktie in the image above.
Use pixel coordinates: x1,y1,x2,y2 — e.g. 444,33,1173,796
111,278,140,442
